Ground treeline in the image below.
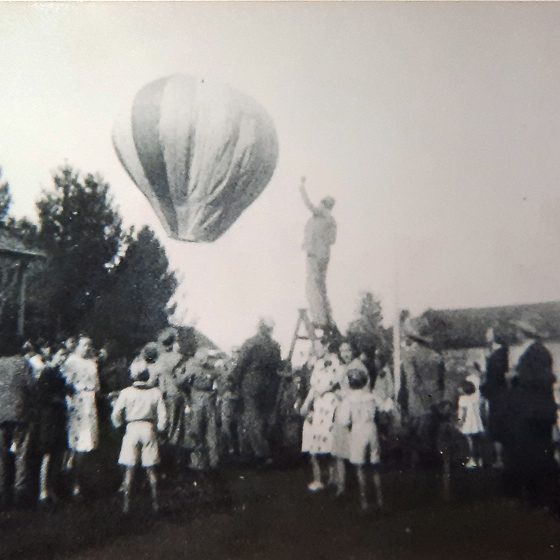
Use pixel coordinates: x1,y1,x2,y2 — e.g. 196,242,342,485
0,165,177,358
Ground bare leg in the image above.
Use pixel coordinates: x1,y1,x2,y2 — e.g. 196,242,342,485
39,453,51,501
311,455,322,485
72,452,85,497
356,465,369,511
372,469,383,509
474,435,483,467
465,436,475,467
327,460,336,486
65,449,76,471
122,467,134,513
147,467,158,512
335,458,346,496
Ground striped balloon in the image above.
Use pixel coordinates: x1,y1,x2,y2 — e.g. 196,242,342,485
112,75,279,242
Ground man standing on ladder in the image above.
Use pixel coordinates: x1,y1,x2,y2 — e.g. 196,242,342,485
299,177,337,333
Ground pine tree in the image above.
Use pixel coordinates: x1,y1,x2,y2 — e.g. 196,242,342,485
0,169,11,224
86,226,177,358
346,291,391,371
32,165,124,334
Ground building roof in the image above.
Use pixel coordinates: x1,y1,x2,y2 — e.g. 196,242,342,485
420,300,560,349
0,226,45,259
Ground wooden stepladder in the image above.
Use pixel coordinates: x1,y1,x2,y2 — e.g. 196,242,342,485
270,309,318,439
286,308,319,364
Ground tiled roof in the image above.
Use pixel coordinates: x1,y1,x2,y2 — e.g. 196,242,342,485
0,226,45,259
420,300,560,349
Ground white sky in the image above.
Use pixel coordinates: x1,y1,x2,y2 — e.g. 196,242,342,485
2,2,560,353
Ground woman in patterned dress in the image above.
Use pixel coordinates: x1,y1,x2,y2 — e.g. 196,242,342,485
63,336,100,498
300,339,341,491
331,341,369,496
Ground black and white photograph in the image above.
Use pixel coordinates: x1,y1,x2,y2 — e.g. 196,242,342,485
1,2,560,558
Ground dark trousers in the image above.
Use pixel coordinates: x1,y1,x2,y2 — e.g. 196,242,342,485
189,391,219,470
0,422,32,506
240,394,270,460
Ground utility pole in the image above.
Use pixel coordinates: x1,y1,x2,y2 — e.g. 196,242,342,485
393,251,401,404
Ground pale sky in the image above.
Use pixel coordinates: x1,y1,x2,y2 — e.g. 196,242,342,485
2,2,560,353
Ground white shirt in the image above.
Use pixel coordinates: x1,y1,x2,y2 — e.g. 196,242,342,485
303,207,337,260
111,383,167,432
27,354,45,380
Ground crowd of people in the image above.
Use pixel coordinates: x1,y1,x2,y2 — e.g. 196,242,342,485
0,314,559,515
296,318,560,512
0,318,283,513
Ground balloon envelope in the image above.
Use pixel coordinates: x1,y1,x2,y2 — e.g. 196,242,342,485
112,75,279,242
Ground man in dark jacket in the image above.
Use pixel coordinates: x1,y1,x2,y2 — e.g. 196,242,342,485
480,328,509,469
0,353,35,508
400,324,446,467
503,320,558,503
233,318,282,462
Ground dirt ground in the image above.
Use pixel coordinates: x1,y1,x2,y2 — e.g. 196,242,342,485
1,461,560,560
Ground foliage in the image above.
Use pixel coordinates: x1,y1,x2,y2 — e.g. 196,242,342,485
346,291,392,368
85,226,177,358
19,165,177,356
0,169,11,223
31,166,124,333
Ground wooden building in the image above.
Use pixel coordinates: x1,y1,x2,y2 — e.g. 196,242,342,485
418,300,560,379
0,226,45,337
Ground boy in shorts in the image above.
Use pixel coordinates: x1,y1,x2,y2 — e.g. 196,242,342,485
111,366,167,513
338,368,386,512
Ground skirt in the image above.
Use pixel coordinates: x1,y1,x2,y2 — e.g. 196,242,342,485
66,391,99,453
301,392,337,455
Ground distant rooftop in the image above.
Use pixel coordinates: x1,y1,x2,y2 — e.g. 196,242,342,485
0,226,45,259
420,300,560,349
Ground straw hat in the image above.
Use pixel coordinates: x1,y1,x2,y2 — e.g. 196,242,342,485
511,319,541,338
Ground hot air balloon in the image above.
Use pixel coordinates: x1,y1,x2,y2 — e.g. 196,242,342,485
112,75,279,242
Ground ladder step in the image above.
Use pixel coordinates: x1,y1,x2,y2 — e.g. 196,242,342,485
286,308,317,363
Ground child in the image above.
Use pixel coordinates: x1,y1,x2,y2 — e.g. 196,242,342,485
331,341,368,497
338,368,385,512
457,377,484,468
219,373,241,456
111,367,167,513
300,339,341,491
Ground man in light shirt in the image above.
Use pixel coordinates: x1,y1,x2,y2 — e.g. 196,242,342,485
112,366,167,514
299,177,337,329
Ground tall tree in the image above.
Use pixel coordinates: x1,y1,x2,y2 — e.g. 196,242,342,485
33,166,124,333
346,292,391,369
86,226,177,358
0,169,11,224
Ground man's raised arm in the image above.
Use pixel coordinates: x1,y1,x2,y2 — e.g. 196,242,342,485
299,176,318,214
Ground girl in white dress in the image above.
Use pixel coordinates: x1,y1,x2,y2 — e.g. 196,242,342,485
331,341,369,496
63,336,100,497
300,339,341,491
338,368,386,512
458,374,484,469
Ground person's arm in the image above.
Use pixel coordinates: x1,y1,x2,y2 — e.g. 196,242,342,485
93,363,101,392
457,399,467,427
111,391,126,428
299,177,320,215
300,388,315,417
156,391,168,433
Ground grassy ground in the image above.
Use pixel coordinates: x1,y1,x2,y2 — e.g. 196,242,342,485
1,462,559,560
